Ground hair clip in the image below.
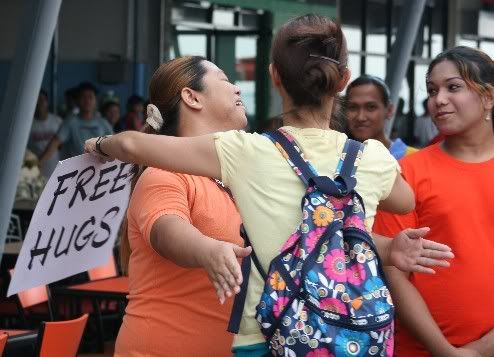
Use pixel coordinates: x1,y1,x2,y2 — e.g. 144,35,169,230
146,104,164,131
309,54,340,65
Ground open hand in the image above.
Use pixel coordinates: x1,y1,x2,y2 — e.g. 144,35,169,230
389,227,454,274
200,240,252,304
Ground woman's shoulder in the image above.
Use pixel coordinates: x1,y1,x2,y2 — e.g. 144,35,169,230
135,167,193,190
360,139,395,164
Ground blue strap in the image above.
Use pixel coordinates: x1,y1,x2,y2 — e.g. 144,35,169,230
227,254,251,333
227,225,266,334
264,130,318,186
336,139,364,178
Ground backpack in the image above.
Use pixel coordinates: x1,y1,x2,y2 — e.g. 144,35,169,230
228,128,394,357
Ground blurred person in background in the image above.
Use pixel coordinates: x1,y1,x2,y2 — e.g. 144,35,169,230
414,98,438,148
27,90,62,178
124,95,145,131
345,75,417,160
61,86,80,119
101,100,124,133
39,81,113,163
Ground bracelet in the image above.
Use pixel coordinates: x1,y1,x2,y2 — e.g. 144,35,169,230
95,135,110,157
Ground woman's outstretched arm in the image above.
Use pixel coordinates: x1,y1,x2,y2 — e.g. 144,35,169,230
85,131,221,179
151,215,251,304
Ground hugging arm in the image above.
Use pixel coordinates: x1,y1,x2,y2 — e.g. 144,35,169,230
85,131,222,179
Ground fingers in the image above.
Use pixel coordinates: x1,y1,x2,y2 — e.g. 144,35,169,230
416,256,451,268
409,264,436,275
403,227,430,239
422,239,453,253
233,245,252,258
225,257,243,286
212,281,226,305
421,247,454,260
217,273,235,298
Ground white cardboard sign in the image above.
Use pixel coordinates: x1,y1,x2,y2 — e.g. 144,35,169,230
8,154,133,296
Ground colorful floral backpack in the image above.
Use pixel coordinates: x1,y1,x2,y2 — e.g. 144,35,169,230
229,128,394,357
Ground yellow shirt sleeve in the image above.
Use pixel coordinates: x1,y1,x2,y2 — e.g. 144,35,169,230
213,130,259,187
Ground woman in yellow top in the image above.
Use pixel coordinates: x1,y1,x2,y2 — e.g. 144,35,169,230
87,15,453,356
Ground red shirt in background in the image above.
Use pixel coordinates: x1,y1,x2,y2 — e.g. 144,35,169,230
373,144,494,357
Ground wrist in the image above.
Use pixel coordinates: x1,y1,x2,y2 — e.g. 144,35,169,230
381,236,392,266
195,236,217,268
96,135,111,156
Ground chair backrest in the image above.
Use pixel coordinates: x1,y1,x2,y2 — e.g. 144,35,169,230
8,269,48,308
36,314,88,357
0,332,8,356
88,255,117,281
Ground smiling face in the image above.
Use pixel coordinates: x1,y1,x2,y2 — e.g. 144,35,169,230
345,84,393,142
197,61,247,130
426,60,490,136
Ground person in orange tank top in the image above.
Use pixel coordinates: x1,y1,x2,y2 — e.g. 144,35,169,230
374,46,494,356
114,56,251,356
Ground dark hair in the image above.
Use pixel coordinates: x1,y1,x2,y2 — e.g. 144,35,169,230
126,95,144,110
120,56,208,274
39,89,48,99
427,46,494,118
346,75,391,106
77,81,98,97
101,100,119,115
271,14,348,108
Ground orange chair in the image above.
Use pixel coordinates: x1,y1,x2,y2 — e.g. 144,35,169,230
8,270,54,326
0,332,8,356
88,256,118,281
35,314,88,357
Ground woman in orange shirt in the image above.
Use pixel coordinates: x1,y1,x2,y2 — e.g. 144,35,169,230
374,46,494,356
114,56,251,356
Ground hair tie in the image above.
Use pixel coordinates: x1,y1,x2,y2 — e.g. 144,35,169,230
146,104,164,131
309,54,340,65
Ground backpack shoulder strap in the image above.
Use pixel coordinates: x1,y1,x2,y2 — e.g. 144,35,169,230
335,139,365,178
227,224,266,334
264,128,318,186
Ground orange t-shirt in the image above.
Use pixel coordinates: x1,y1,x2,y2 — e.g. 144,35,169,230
373,144,494,356
115,168,243,356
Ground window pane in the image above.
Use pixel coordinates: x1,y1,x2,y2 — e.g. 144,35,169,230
348,54,361,82
414,64,429,115
367,35,386,55
213,9,233,26
236,81,255,116
431,34,443,57
342,26,362,52
365,55,386,80
480,41,494,58
177,35,206,56
236,36,256,59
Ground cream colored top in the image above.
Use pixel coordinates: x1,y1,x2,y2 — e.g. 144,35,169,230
214,126,399,347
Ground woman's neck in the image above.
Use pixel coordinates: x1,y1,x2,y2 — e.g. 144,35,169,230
177,113,224,137
281,99,333,130
442,121,494,162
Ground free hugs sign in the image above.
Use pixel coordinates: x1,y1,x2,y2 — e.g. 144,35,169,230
8,154,132,296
